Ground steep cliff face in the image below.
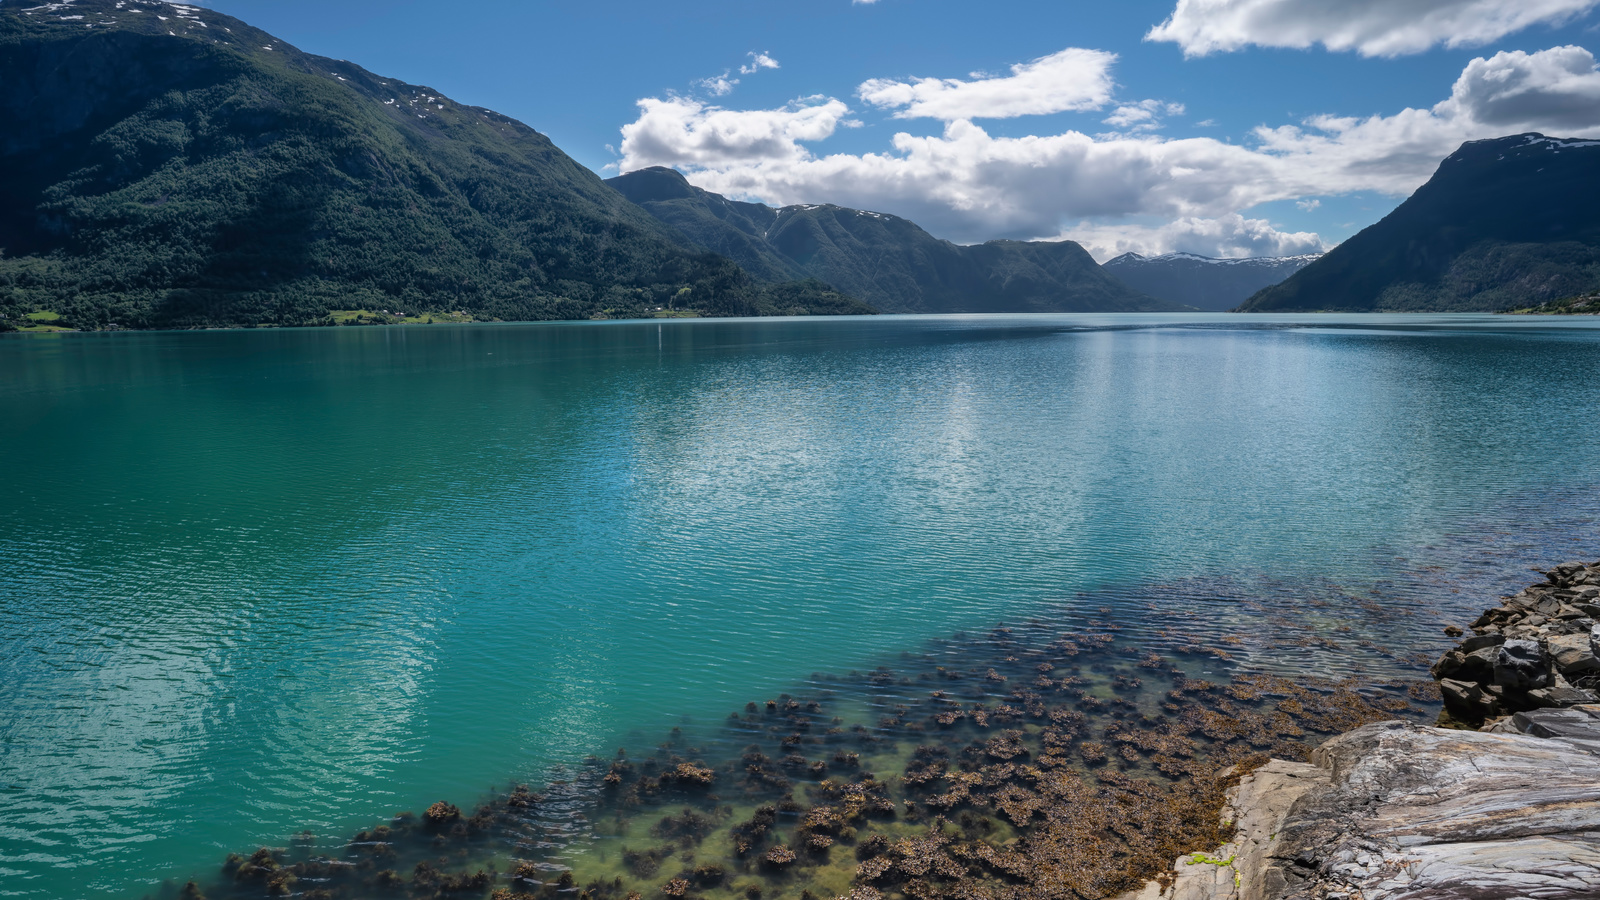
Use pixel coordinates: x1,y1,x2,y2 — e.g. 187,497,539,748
1241,134,1600,312
608,166,1179,314
0,0,869,327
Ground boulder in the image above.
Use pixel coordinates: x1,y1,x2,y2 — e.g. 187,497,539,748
1524,687,1599,709
1494,639,1552,690
1548,633,1600,676
1440,678,1499,720
1431,646,1497,683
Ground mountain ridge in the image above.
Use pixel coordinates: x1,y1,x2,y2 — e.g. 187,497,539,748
1105,251,1324,267
0,0,873,328
607,166,1182,314
1102,251,1320,311
1240,133,1600,312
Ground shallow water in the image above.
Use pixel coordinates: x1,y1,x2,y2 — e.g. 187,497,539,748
2,313,1599,899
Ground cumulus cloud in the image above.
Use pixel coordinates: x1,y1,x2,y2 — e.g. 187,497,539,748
618,96,851,171
1451,45,1600,129
741,52,780,75
858,48,1118,120
685,123,1283,240
1147,0,1600,58
619,45,1600,249
1062,214,1328,261
1250,46,1600,193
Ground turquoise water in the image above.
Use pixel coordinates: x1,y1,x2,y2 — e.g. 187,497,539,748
2,313,1600,899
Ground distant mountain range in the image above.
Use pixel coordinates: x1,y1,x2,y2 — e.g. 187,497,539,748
607,167,1180,315
1242,134,1600,312
0,0,870,329
1101,252,1320,312
4,2,1592,328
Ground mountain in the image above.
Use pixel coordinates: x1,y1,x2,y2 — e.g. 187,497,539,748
1241,134,1600,313
1101,251,1319,312
607,166,1180,314
0,0,872,329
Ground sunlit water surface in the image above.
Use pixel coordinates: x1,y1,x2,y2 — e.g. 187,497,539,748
3,314,1599,898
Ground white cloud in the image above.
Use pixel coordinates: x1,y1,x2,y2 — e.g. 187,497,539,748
740,52,780,75
685,123,1283,240
692,51,782,98
619,45,1600,250
1147,0,1600,58
1296,198,1322,210
697,74,739,97
1249,46,1600,194
858,48,1118,120
1451,45,1600,129
618,96,852,171
1062,214,1328,261
1102,99,1186,131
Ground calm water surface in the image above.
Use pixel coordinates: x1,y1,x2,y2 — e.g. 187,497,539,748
3,313,1600,898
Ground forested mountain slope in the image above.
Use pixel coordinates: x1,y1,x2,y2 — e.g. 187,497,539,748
608,167,1180,314
0,0,869,329
1241,134,1600,312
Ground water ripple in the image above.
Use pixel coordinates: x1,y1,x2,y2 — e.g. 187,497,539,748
1,314,1598,897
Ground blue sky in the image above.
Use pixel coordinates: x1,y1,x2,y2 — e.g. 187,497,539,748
198,0,1600,258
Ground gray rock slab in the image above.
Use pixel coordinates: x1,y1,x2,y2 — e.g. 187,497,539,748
1123,718,1600,900
1273,721,1600,898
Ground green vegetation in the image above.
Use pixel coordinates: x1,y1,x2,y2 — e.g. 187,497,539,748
9,309,73,332
1241,134,1600,312
324,309,477,326
1184,852,1241,887
1504,290,1600,315
0,1,871,331
607,166,1179,314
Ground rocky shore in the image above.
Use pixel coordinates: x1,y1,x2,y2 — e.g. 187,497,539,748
1432,560,1600,723
1120,559,1600,900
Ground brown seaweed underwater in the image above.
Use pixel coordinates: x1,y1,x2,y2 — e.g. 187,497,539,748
168,610,1440,900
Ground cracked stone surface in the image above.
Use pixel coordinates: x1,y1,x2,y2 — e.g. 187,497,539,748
1118,710,1600,900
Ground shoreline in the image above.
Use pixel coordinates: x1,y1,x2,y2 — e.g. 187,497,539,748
151,555,1600,900
1121,557,1600,900
170,613,1436,900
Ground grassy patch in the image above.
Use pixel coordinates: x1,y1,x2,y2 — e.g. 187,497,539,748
1503,291,1600,315
14,310,73,332
325,309,477,326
